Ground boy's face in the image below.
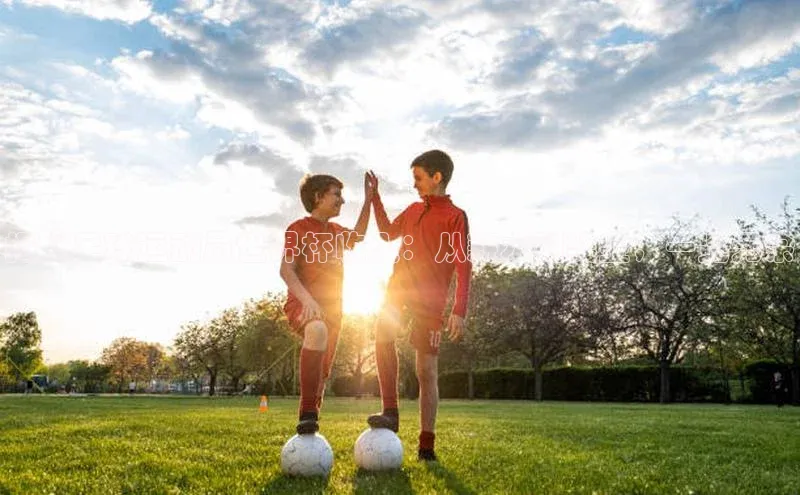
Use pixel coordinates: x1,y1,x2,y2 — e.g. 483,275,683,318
412,166,442,197
315,185,344,217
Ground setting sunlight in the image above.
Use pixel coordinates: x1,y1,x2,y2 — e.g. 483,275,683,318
341,241,394,315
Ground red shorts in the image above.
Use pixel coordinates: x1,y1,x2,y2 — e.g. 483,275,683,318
284,299,342,379
383,291,444,355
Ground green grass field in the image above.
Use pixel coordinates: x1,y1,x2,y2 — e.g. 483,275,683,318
1,396,798,494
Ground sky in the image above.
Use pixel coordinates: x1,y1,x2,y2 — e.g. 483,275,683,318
0,0,798,364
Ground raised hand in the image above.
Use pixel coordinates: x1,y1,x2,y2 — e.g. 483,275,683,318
364,171,375,201
367,170,379,195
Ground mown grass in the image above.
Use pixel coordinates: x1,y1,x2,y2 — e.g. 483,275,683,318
0,395,798,494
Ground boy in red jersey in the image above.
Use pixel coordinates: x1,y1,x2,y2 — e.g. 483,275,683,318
280,173,373,435
366,150,472,461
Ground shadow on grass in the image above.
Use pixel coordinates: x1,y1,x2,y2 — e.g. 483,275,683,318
354,467,413,495
425,460,477,495
259,473,330,494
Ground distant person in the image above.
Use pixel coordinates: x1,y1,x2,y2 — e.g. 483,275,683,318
280,172,373,435
128,381,136,395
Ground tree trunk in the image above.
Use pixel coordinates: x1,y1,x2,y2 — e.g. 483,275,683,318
659,359,670,404
231,375,243,394
354,370,363,396
718,343,731,404
532,355,543,401
739,370,746,398
208,370,217,396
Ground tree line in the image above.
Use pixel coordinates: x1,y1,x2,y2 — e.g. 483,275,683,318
2,200,797,404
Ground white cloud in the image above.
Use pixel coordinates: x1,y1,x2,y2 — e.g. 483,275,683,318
111,51,204,104
430,0,800,155
194,0,255,24
712,28,800,74
611,0,696,35
302,5,429,77
179,0,320,26
2,0,800,362
0,83,87,178
10,0,152,23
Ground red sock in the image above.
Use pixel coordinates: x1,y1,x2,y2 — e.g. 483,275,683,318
376,341,398,410
299,348,324,415
419,431,435,451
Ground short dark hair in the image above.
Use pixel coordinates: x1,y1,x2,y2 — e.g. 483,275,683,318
410,149,454,187
299,174,343,213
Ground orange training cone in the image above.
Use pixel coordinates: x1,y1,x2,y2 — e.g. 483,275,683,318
259,395,268,413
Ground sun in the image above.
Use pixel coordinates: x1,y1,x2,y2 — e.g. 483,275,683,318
343,263,386,315
342,242,393,315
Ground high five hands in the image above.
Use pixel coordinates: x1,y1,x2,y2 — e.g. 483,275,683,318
365,170,378,200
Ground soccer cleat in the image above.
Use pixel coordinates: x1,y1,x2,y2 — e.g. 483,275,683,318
417,448,437,462
367,412,399,433
296,411,319,435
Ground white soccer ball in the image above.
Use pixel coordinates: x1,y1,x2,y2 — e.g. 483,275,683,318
280,433,334,477
354,428,404,471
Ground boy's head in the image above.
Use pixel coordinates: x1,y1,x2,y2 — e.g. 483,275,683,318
299,174,345,216
410,149,453,197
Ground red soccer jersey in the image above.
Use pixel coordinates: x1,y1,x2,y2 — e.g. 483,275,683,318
375,194,472,317
283,217,359,315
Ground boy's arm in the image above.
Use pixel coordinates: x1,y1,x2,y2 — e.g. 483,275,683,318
447,211,472,342
280,229,323,322
367,169,406,241
451,211,472,318
372,192,405,241
372,190,391,235
279,259,324,322
353,198,371,238
345,172,374,249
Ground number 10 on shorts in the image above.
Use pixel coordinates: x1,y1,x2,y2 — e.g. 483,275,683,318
429,330,442,350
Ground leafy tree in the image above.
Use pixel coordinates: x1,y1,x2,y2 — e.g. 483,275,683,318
497,261,583,400
335,314,376,395
45,362,71,388
174,321,226,396
100,337,148,392
211,308,245,393
576,244,642,365
440,263,511,398
143,343,166,389
0,311,44,385
234,294,295,394
68,360,111,393
171,349,205,395
726,199,800,404
607,222,729,403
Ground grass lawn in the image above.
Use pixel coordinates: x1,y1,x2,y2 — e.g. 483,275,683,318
0,395,798,494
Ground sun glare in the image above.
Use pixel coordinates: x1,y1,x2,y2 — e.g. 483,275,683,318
342,242,392,315
343,264,385,315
